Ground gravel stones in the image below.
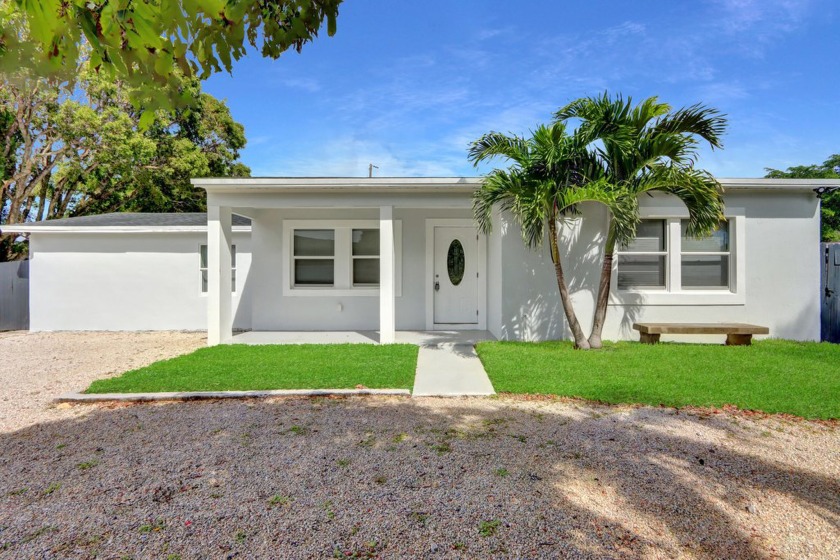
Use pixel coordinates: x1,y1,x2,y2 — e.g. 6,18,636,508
0,330,204,433
0,332,838,558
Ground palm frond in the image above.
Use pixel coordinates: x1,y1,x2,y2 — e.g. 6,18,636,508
637,166,725,236
651,103,727,150
468,132,530,167
629,95,670,130
470,92,726,256
472,169,520,235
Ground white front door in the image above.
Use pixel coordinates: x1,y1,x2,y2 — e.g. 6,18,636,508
433,226,479,325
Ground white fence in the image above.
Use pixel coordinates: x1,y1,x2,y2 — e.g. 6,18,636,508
0,260,29,331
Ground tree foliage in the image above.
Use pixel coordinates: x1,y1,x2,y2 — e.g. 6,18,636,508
0,0,342,117
469,123,601,349
0,64,250,261
765,155,840,241
470,93,726,349
555,93,726,347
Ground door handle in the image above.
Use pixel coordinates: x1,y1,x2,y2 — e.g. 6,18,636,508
434,281,440,292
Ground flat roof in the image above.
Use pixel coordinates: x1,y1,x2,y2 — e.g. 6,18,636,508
191,176,840,193
191,176,483,193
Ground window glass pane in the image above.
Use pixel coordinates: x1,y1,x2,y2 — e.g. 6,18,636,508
353,258,380,285
681,221,729,252
447,239,465,285
622,220,666,252
200,244,236,267
682,256,729,289
201,269,235,292
352,229,379,256
617,255,666,289
200,245,235,292
294,259,334,285
294,230,334,256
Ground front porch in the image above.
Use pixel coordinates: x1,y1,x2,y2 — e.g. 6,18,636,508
194,177,488,346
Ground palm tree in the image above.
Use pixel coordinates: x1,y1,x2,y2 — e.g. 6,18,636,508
554,93,727,348
469,123,606,349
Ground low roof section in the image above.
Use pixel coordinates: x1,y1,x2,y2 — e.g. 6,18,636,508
1,212,252,234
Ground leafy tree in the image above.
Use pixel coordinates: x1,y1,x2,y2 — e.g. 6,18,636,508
0,64,249,261
555,94,726,348
0,0,342,120
765,155,840,241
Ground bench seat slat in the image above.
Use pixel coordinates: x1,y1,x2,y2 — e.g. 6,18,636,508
632,323,770,335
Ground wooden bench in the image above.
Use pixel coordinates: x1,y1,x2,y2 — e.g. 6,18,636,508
632,323,770,346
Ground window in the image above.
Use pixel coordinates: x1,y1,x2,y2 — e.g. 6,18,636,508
293,230,335,286
284,220,402,296
681,221,730,289
351,229,379,286
200,244,236,293
614,216,739,299
616,220,667,290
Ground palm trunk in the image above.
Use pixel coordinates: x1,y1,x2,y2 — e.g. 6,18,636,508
549,218,590,349
588,222,617,349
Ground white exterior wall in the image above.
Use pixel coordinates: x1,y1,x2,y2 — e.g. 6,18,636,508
22,187,821,341
29,232,252,331
248,207,472,331
497,190,821,342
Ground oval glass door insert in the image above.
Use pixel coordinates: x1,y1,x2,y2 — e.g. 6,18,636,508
447,239,465,285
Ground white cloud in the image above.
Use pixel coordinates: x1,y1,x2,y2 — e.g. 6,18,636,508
714,0,810,32
281,77,321,93
692,81,751,103
710,0,813,56
249,137,467,178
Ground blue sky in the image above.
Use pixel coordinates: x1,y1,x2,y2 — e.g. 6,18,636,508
204,0,839,178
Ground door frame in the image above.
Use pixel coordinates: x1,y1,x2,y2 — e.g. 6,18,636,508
424,219,487,330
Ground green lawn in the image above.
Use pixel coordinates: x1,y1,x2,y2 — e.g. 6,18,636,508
476,339,840,419
86,344,419,393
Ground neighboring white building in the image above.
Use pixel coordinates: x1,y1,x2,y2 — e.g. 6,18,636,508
2,177,833,344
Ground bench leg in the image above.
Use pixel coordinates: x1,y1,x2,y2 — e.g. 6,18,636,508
639,333,661,344
726,334,753,346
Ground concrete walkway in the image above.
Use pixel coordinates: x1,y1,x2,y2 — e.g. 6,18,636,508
410,332,496,397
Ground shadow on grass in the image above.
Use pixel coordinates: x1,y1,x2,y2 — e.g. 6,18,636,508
0,398,836,558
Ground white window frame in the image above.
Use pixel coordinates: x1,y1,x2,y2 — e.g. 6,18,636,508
282,220,402,297
200,244,236,295
610,207,745,306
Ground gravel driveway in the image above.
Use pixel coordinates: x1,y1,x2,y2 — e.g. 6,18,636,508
0,332,838,559
0,331,204,433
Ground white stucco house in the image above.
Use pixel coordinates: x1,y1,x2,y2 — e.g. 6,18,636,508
2,177,834,345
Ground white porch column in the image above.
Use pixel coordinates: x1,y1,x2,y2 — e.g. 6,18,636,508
207,204,233,346
379,205,396,344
